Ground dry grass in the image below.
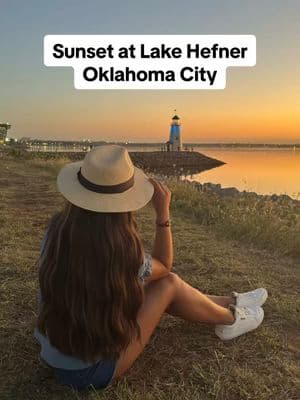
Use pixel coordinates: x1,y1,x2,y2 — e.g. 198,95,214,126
170,180,300,258
0,153,299,400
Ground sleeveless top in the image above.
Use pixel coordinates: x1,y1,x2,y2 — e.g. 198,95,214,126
34,229,152,370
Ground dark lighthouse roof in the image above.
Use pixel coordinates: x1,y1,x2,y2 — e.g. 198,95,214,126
172,114,180,120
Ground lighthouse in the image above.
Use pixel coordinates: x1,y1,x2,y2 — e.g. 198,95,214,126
167,111,182,151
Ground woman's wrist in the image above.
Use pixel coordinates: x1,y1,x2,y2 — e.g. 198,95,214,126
156,212,170,225
156,219,171,228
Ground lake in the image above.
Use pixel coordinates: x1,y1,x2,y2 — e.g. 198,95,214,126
190,147,300,200
27,144,300,199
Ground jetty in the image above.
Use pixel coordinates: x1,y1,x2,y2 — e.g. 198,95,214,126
18,149,223,175
130,151,224,174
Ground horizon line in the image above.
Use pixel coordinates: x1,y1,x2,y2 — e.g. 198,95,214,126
16,138,300,146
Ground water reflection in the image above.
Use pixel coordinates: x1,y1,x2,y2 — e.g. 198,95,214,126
190,148,300,199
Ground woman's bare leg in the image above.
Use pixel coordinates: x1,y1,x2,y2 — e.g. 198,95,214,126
206,295,235,308
113,273,234,379
165,280,235,322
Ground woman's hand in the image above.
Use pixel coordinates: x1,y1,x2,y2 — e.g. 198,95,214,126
149,178,171,222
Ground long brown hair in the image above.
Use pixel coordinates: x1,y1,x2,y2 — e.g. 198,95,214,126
37,201,144,362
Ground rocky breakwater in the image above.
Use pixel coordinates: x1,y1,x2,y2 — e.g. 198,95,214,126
130,151,224,175
189,181,300,205
18,149,224,176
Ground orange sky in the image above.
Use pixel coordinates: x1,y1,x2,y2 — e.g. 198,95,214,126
15,75,298,143
1,1,299,143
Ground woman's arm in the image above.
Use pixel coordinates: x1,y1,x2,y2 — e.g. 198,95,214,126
146,178,173,281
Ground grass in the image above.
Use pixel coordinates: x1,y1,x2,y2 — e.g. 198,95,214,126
170,180,300,258
0,151,299,400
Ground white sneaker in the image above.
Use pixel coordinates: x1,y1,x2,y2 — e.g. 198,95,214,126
233,288,268,308
215,305,264,341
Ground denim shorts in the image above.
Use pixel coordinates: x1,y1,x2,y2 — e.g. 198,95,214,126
53,359,117,390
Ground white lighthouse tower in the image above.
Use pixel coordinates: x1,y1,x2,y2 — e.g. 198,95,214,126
167,111,182,151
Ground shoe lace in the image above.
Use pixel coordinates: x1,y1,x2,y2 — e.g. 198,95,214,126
235,307,251,319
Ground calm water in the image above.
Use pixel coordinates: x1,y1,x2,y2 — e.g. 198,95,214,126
28,144,300,199
190,147,300,200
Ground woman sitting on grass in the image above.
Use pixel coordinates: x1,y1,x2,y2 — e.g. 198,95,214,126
35,145,267,390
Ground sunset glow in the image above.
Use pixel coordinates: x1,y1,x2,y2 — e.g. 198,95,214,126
0,1,299,143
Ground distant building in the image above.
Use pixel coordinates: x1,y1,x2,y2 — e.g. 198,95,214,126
0,123,11,144
165,112,182,151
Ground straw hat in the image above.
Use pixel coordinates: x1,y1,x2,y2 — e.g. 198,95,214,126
57,145,154,212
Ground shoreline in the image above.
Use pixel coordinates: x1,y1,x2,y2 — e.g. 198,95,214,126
183,179,300,205
2,146,299,204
